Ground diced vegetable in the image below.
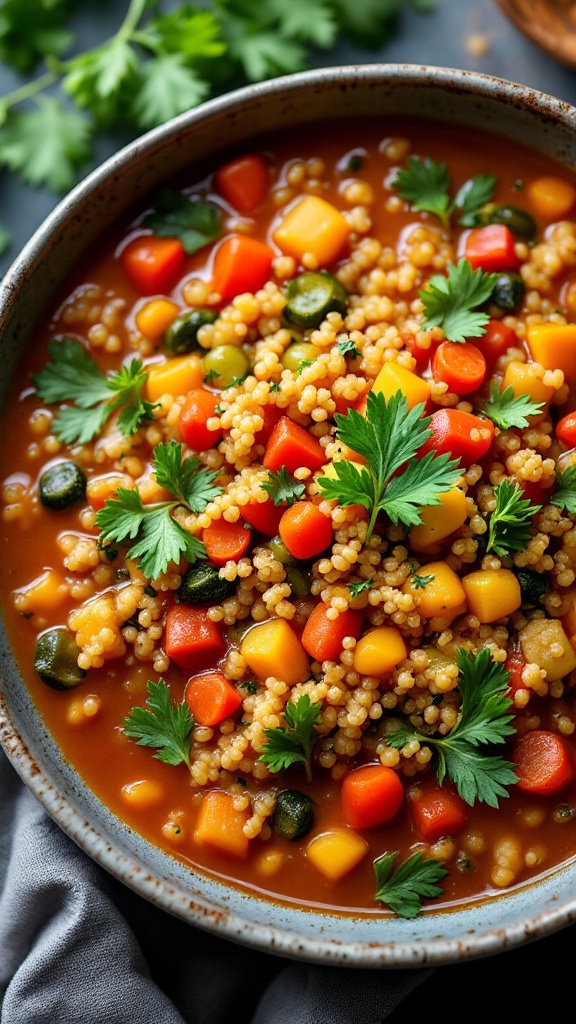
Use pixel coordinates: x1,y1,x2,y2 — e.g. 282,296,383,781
178,386,222,450
185,670,243,726
556,410,576,449
341,764,404,829
16,569,69,615
301,602,364,663
34,628,87,690
305,828,369,881
177,562,236,605
353,625,408,678
525,176,576,220
431,340,486,395
202,518,251,566
504,652,528,696
281,341,322,371
145,353,204,402
135,298,180,341
202,344,250,387
272,789,315,840
525,322,576,392
194,790,250,858
519,617,576,682
486,204,537,241
39,460,86,511
214,153,269,213
408,784,469,843
240,498,284,537
403,562,467,622
164,307,217,355
501,358,554,408
461,568,521,623
211,235,274,303
491,271,525,313
514,730,576,795
278,500,333,560
273,195,349,266
121,234,186,295
409,487,468,552
371,360,430,409
419,408,495,465
164,604,226,672
474,318,517,368
263,416,327,474
283,271,348,328
464,224,519,272
240,619,310,685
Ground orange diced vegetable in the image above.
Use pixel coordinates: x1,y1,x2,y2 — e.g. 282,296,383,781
514,730,576,795
135,298,180,341
240,619,310,685
502,359,554,408
525,322,576,392
263,416,327,474
408,784,469,843
409,487,468,552
306,828,368,881
16,568,69,615
464,224,519,272
194,790,250,858
240,497,284,537
278,500,333,560
431,340,487,395
273,195,349,266
164,604,226,672
461,568,521,623
353,626,407,678
178,386,222,451
202,518,251,566
341,764,404,829
145,353,204,402
211,235,274,303
121,234,185,295
419,408,495,465
371,360,430,409
301,603,364,663
556,410,576,449
403,562,466,622
526,176,576,220
185,670,243,726
214,154,269,213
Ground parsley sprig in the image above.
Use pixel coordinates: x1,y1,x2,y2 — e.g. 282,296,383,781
486,479,541,557
373,851,448,918
32,336,156,444
420,259,496,342
481,384,545,430
123,678,194,771
261,467,305,506
259,695,320,783
387,647,517,807
392,156,497,228
143,187,221,254
95,440,222,580
317,390,461,541
551,465,576,515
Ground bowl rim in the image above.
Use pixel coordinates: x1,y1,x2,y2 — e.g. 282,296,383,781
3,61,576,968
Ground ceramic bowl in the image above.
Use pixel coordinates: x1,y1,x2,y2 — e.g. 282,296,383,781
2,63,576,969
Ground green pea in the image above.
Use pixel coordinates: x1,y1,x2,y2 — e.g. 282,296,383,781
202,345,250,388
281,342,321,372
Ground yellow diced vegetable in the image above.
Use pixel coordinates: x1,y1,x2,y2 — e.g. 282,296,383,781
145,352,204,402
353,626,407,677
525,324,576,391
320,457,365,481
135,298,180,341
402,561,466,621
306,828,368,881
501,359,555,408
519,617,576,682
371,361,430,410
273,195,349,266
409,487,468,552
241,618,310,685
194,791,249,858
461,568,521,623
15,568,69,615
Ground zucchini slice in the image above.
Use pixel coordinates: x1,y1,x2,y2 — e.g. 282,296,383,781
39,460,86,511
283,271,348,329
272,789,315,840
178,562,236,604
34,628,87,690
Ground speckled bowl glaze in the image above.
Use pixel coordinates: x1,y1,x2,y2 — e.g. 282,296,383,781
2,64,576,968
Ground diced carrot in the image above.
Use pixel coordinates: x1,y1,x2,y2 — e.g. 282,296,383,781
214,153,269,213
240,497,284,537
526,175,576,220
341,764,405,829
273,195,349,266
474,318,517,368
431,340,487,395
211,235,274,303
120,234,185,295
178,387,222,451
301,602,364,663
556,410,576,449
513,729,576,795
408,784,469,843
278,500,333,560
194,790,250,858
263,416,327,474
464,224,519,272
135,298,180,341
185,670,243,726
253,403,283,445
419,408,495,465
504,652,528,696
164,604,225,672
202,518,251,566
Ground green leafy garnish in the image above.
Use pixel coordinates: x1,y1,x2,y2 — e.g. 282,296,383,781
317,389,461,541
481,384,545,430
142,187,221,255
410,572,434,589
348,579,372,597
336,337,361,359
261,467,305,506
551,465,576,515
123,678,194,771
373,851,448,918
392,156,497,228
0,0,74,74
32,336,156,444
95,440,221,579
420,259,496,342
387,647,517,807
259,694,321,783
486,479,541,557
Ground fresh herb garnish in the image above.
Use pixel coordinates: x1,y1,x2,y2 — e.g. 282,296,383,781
123,678,194,771
373,851,448,918
393,156,497,228
317,389,461,541
143,187,221,254
411,572,435,589
296,359,315,375
481,383,545,430
420,259,496,342
259,694,321,783
336,337,361,359
486,479,541,557
261,467,305,506
95,440,221,579
348,579,373,597
32,336,156,444
551,465,576,515
387,647,517,806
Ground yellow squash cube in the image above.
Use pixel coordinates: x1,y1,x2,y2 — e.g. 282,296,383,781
15,568,69,615
145,352,204,402
461,568,521,623
135,298,180,341
409,487,468,552
353,626,407,678
525,323,576,391
519,617,576,682
501,359,555,409
306,829,369,882
403,561,466,621
241,618,310,685
194,791,250,859
371,361,430,410
273,196,349,266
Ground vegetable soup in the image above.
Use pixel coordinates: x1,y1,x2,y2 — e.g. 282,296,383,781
4,117,576,918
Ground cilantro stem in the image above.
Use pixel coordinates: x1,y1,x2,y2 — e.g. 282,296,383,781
2,70,58,112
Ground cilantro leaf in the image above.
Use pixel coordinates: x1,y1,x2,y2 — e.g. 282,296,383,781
32,338,156,444
454,173,498,227
143,187,221,255
317,390,461,540
336,337,361,359
141,8,226,61
348,579,372,597
481,383,545,430
261,467,305,506
410,572,435,589
152,441,221,512
486,479,541,557
393,156,451,226
0,97,92,192
551,465,576,516
132,54,209,130
63,38,139,127
259,694,320,783
0,0,74,74
420,259,496,342
374,852,448,918
123,678,194,770
387,647,517,807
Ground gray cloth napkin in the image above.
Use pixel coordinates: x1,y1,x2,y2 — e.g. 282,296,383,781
0,748,432,1024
